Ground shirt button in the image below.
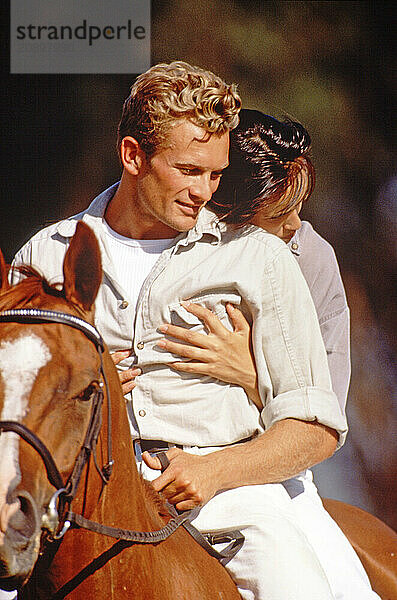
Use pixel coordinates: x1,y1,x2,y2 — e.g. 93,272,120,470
120,300,129,309
138,409,146,417
137,341,144,350
291,242,299,251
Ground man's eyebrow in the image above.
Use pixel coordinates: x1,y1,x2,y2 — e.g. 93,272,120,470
175,162,229,171
175,162,202,168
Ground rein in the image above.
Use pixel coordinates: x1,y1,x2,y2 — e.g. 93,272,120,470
0,308,243,564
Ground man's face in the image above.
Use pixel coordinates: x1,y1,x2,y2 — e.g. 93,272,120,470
134,120,229,238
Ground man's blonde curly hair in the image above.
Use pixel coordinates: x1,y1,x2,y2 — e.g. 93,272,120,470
117,61,241,157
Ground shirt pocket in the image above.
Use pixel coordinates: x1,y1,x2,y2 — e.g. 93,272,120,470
168,292,242,330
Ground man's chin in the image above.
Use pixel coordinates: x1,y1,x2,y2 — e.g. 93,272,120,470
152,208,203,237
169,214,201,233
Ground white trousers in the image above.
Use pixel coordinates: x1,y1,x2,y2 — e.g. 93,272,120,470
280,470,379,600
140,447,380,600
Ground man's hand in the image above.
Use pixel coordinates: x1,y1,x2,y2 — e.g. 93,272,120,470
111,349,141,395
142,448,220,511
142,420,338,511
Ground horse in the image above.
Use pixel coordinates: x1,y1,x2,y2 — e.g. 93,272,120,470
0,221,241,599
0,222,396,599
323,499,397,600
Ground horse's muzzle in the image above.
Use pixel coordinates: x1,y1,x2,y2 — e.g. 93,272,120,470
0,490,40,589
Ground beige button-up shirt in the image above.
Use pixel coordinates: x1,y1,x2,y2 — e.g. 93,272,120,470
14,183,348,448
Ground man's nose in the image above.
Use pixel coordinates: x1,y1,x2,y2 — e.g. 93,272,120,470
285,209,302,231
189,175,214,203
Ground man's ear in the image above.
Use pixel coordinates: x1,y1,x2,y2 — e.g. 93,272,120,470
120,136,145,175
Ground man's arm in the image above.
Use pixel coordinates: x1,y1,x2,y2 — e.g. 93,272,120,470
144,418,338,510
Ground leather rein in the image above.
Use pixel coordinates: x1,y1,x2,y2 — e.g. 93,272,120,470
0,309,243,561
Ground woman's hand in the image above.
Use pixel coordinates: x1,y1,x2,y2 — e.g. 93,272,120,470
157,301,262,409
111,349,141,395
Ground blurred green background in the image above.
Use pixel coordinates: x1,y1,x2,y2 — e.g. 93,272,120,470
1,1,396,528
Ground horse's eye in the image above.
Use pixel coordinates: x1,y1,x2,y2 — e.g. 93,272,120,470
75,383,98,402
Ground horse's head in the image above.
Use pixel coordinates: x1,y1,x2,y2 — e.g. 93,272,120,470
0,222,104,590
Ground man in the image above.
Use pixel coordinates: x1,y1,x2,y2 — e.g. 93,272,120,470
14,62,351,599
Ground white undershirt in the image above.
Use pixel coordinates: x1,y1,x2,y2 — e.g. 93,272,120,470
102,219,175,313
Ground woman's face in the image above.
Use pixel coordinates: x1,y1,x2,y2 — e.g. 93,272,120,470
250,202,302,244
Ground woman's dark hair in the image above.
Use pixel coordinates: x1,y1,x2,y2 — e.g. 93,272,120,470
209,109,315,225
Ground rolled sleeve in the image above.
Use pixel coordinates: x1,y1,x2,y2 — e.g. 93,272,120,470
251,243,348,447
261,387,347,448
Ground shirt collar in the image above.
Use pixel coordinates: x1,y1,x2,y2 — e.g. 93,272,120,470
174,206,222,248
56,182,119,238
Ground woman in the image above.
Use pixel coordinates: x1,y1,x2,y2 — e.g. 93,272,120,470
154,110,376,599
158,109,350,418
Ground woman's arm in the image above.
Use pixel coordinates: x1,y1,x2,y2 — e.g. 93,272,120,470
157,300,262,409
293,222,351,415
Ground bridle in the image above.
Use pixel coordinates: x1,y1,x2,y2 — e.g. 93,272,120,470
0,308,113,539
0,308,243,566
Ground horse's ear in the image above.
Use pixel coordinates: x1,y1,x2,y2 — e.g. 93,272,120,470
0,248,10,292
63,221,102,311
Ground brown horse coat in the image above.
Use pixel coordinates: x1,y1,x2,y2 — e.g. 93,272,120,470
324,499,397,600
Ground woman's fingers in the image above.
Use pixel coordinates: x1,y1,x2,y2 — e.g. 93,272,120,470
158,322,210,349
180,301,229,336
226,303,250,333
156,301,257,395
158,303,246,349
111,348,132,365
170,361,212,375
157,337,207,360
118,367,142,395
110,350,140,394
119,367,142,383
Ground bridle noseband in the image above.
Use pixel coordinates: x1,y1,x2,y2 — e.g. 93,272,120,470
0,308,113,539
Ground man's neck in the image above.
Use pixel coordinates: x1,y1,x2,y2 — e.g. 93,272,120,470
104,177,177,240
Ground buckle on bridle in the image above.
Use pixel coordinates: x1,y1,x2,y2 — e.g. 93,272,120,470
42,487,71,541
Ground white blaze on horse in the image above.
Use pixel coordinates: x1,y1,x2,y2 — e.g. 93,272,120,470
0,333,51,578
0,222,395,599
